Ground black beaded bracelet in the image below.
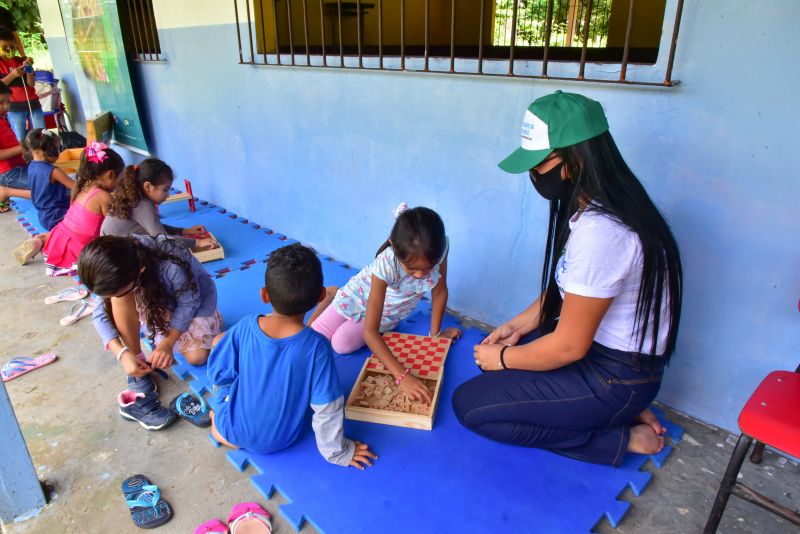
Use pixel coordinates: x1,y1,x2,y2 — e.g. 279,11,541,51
499,345,509,370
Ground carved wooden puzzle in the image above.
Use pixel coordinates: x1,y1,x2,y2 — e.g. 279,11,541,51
345,332,452,430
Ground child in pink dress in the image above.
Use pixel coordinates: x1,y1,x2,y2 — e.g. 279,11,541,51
42,142,124,276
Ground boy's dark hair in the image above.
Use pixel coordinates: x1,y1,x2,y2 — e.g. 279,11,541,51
265,243,323,316
0,29,14,42
23,128,61,162
0,80,9,96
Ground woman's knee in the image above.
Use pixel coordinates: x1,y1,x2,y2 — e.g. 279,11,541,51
452,380,483,428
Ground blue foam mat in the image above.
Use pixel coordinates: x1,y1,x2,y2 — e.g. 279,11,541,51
214,311,681,534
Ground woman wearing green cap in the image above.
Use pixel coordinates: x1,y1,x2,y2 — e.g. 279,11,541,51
453,91,683,466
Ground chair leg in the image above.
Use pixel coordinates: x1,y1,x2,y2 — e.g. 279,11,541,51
703,434,753,534
749,441,766,464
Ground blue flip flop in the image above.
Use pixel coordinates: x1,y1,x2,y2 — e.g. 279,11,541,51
168,392,211,428
122,474,173,529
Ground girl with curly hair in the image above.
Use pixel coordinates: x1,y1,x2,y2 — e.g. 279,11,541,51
101,158,215,250
78,235,222,427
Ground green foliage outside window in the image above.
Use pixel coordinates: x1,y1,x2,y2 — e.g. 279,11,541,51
493,0,612,48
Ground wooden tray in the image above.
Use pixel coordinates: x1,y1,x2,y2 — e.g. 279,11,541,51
345,332,452,430
188,231,224,263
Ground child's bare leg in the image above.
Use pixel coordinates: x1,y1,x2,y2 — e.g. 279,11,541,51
209,410,238,449
0,185,32,201
307,286,338,325
182,347,210,366
110,293,143,354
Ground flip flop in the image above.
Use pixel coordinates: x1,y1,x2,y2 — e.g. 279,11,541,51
13,238,42,265
60,299,97,326
1,353,58,382
169,392,211,427
227,502,272,534
0,202,10,213
122,474,173,529
195,519,228,534
44,285,89,305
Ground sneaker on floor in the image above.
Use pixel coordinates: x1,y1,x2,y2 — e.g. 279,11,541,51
127,375,157,395
13,238,42,266
118,390,176,431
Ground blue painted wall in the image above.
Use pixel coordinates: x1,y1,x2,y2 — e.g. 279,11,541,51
42,0,800,433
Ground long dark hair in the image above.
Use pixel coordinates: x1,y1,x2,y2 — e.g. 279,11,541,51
376,206,446,266
72,147,124,201
78,235,198,339
538,131,683,359
110,158,174,219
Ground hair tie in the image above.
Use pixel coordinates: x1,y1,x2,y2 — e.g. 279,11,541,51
393,202,409,219
133,164,139,171
41,129,53,137
85,141,109,164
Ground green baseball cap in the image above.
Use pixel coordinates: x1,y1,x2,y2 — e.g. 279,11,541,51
498,90,609,174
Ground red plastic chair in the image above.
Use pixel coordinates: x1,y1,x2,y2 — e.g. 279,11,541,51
703,370,800,532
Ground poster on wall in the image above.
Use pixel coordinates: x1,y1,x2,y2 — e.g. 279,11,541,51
59,0,148,153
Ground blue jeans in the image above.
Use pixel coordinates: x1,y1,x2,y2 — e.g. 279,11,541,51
7,108,45,142
452,333,665,466
0,165,29,189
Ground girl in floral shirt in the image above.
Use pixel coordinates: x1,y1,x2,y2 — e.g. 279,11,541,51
311,204,461,403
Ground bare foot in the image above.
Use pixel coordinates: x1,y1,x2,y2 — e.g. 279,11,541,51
627,424,665,455
635,408,666,435
307,285,338,325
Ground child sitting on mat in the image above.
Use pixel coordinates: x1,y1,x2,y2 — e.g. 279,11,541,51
12,129,74,264
26,143,124,275
207,243,376,469
101,157,215,250
310,203,461,404
0,80,30,212
78,234,222,430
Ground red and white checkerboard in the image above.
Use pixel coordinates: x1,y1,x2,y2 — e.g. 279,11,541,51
365,332,452,379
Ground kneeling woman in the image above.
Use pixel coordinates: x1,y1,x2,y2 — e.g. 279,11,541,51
454,91,682,466
79,235,222,398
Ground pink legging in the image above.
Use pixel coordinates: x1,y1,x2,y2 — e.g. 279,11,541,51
311,304,366,354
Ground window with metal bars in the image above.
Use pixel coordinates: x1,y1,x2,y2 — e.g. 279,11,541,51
118,0,163,62
234,0,684,87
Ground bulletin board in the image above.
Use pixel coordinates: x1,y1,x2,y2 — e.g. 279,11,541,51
59,0,149,152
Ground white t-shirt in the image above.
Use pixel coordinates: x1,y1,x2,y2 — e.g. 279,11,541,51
554,208,669,355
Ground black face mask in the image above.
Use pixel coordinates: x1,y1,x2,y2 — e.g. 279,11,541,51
529,162,572,201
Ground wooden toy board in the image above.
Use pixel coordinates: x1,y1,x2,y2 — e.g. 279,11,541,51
345,332,452,430
188,230,225,263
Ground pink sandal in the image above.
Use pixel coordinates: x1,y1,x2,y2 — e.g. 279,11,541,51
194,518,228,534
1,353,58,382
227,502,272,534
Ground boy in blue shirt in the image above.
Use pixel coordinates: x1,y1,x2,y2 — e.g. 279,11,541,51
208,243,377,468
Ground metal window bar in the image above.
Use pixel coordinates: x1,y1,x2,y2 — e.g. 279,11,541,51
128,0,163,62
286,0,295,65
258,0,267,63
233,0,685,87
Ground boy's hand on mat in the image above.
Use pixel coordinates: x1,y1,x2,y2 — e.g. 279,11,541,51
399,374,433,404
349,441,377,470
183,225,206,235
121,351,153,377
482,322,521,346
149,341,175,369
440,327,462,340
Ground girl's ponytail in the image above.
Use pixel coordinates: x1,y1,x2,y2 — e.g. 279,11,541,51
108,165,142,219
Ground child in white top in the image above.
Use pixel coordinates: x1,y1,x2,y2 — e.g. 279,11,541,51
311,204,461,403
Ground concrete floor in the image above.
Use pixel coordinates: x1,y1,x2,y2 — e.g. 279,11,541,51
0,214,798,534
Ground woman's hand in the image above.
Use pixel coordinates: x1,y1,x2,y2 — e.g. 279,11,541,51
439,327,462,340
120,351,152,377
398,373,433,404
149,340,175,369
183,225,206,235
482,321,522,346
349,441,378,470
474,343,504,371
